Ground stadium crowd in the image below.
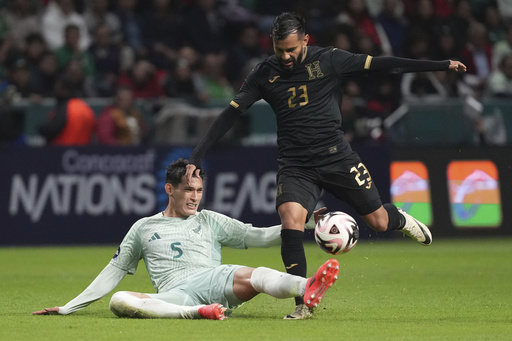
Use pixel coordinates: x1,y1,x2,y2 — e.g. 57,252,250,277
1,0,511,146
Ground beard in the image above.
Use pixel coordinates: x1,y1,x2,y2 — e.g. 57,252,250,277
278,48,305,73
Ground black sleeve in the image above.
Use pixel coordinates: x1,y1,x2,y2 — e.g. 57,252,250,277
189,105,242,168
369,56,450,74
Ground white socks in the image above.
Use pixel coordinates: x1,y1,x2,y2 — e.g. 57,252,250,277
109,291,202,319
250,267,307,299
110,268,308,319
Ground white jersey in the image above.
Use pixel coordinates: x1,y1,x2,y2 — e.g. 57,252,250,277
110,210,266,292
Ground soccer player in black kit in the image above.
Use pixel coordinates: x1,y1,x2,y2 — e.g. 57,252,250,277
186,12,467,319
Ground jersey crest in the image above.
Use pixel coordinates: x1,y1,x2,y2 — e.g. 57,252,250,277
305,61,324,80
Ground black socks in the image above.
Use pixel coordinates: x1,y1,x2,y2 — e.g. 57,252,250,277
281,229,306,306
383,203,406,231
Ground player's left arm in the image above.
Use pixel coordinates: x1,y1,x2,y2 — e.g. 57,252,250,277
245,207,329,246
244,224,282,248
366,56,467,74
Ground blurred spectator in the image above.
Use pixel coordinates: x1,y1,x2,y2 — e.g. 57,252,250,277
492,24,512,68
115,0,145,57
84,0,123,43
117,59,165,99
254,0,295,34
163,58,208,102
364,0,404,18
142,0,184,70
401,71,448,99
0,0,40,50
6,57,32,98
97,86,146,145
483,4,506,44
365,77,401,117
60,58,96,97
375,0,407,56
183,0,229,54
22,33,47,71
0,33,17,79
41,0,91,51
29,51,59,98
404,29,430,57
0,85,25,146
55,24,96,77
88,23,121,97
195,53,234,102
443,0,475,52
225,24,267,89
331,26,356,51
405,0,443,58
433,70,465,97
461,21,493,84
434,26,462,61
176,45,201,70
487,54,512,98
354,31,382,56
338,0,382,50
497,0,512,23
403,0,453,19
38,77,96,146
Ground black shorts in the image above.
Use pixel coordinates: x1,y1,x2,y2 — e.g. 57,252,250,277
275,151,382,220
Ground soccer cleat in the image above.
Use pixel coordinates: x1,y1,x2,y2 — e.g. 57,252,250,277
303,258,339,308
198,303,227,320
283,304,314,320
397,207,432,245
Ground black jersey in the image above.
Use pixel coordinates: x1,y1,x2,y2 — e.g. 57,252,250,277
231,46,371,167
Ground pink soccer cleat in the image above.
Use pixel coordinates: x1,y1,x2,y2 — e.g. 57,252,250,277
198,303,227,320
304,258,340,308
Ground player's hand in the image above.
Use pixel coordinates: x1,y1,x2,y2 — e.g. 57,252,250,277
313,207,327,224
32,307,60,315
449,60,467,72
185,164,200,184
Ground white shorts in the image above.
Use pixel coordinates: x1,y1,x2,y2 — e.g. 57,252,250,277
147,264,245,308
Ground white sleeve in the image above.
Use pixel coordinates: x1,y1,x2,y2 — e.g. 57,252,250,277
57,264,127,315
244,225,282,248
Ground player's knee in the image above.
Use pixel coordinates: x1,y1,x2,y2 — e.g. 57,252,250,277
363,214,388,232
372,220,388,233
362,209,388,232
109,291,136,318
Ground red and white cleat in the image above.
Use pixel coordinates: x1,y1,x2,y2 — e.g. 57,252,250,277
304,259,339,308
198,303,227,320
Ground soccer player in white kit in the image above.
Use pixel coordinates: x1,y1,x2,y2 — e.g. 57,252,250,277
33,158,339,320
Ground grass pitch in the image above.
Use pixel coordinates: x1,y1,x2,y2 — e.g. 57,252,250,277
1,238,511,341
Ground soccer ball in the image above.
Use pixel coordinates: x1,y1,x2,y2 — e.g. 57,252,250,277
314,211,359,255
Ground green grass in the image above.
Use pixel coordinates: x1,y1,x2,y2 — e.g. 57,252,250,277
1,238,512,341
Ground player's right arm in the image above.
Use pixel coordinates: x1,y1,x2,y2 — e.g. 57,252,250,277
32,264,127,315
186,104,242,183
186,66,263,184
33,221,143,316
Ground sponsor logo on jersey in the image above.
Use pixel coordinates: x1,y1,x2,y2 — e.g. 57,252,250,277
269,75,280,83
148,232,161,242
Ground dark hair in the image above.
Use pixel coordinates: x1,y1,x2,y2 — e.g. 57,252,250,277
165,158,206,187
271,12,306,42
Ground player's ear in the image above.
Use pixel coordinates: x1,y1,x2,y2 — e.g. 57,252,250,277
165,183,173,196
303,34,310,45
